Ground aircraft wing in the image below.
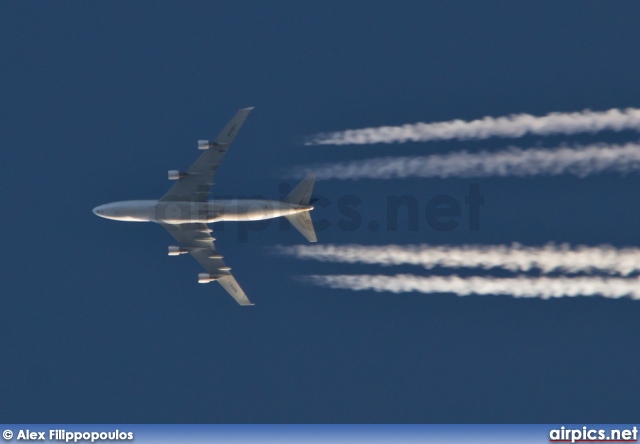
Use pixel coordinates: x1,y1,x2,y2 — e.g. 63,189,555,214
159,222,254,306
160,107,254,203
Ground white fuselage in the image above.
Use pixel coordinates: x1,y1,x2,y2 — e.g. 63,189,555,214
92,199,312,224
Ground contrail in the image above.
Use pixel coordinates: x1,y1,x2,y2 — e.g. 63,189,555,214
306,108,640,145
299,142,640,180
305,274,640,299
277,243,640,276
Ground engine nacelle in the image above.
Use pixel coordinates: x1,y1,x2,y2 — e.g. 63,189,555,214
197,139,211,150
198,273,221,283
168,246,189,256
168,170,186,180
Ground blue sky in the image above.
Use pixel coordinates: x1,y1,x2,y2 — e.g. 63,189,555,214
2,1,640,422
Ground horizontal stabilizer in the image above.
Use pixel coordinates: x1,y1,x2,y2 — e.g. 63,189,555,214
284,174,315,206
285,211,317,243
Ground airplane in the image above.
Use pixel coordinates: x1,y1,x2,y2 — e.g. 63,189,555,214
92,107,316,306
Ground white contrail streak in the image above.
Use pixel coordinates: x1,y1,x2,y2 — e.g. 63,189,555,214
277,243,640,276
306,108,640,145
300,142,640,179
305,274,640,299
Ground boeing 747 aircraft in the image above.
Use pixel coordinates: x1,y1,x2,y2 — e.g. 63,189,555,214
93,107,316,306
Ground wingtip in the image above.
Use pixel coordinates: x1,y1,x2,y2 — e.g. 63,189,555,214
241,106,255,111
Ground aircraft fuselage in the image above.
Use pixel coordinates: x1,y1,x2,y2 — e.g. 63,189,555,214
93,199,313,224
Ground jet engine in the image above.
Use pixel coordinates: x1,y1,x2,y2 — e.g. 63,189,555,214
168,246,189,256
168,170,186,180
197,140,212,150
198,273,221,283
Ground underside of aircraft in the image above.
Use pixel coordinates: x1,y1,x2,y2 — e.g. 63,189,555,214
93,108,316,305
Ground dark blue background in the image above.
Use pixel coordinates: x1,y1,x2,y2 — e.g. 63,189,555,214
2,1,640,422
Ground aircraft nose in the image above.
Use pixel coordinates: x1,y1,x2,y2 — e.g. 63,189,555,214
93,205,104,217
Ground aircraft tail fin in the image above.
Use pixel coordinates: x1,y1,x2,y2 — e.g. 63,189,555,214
283,174,317,242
